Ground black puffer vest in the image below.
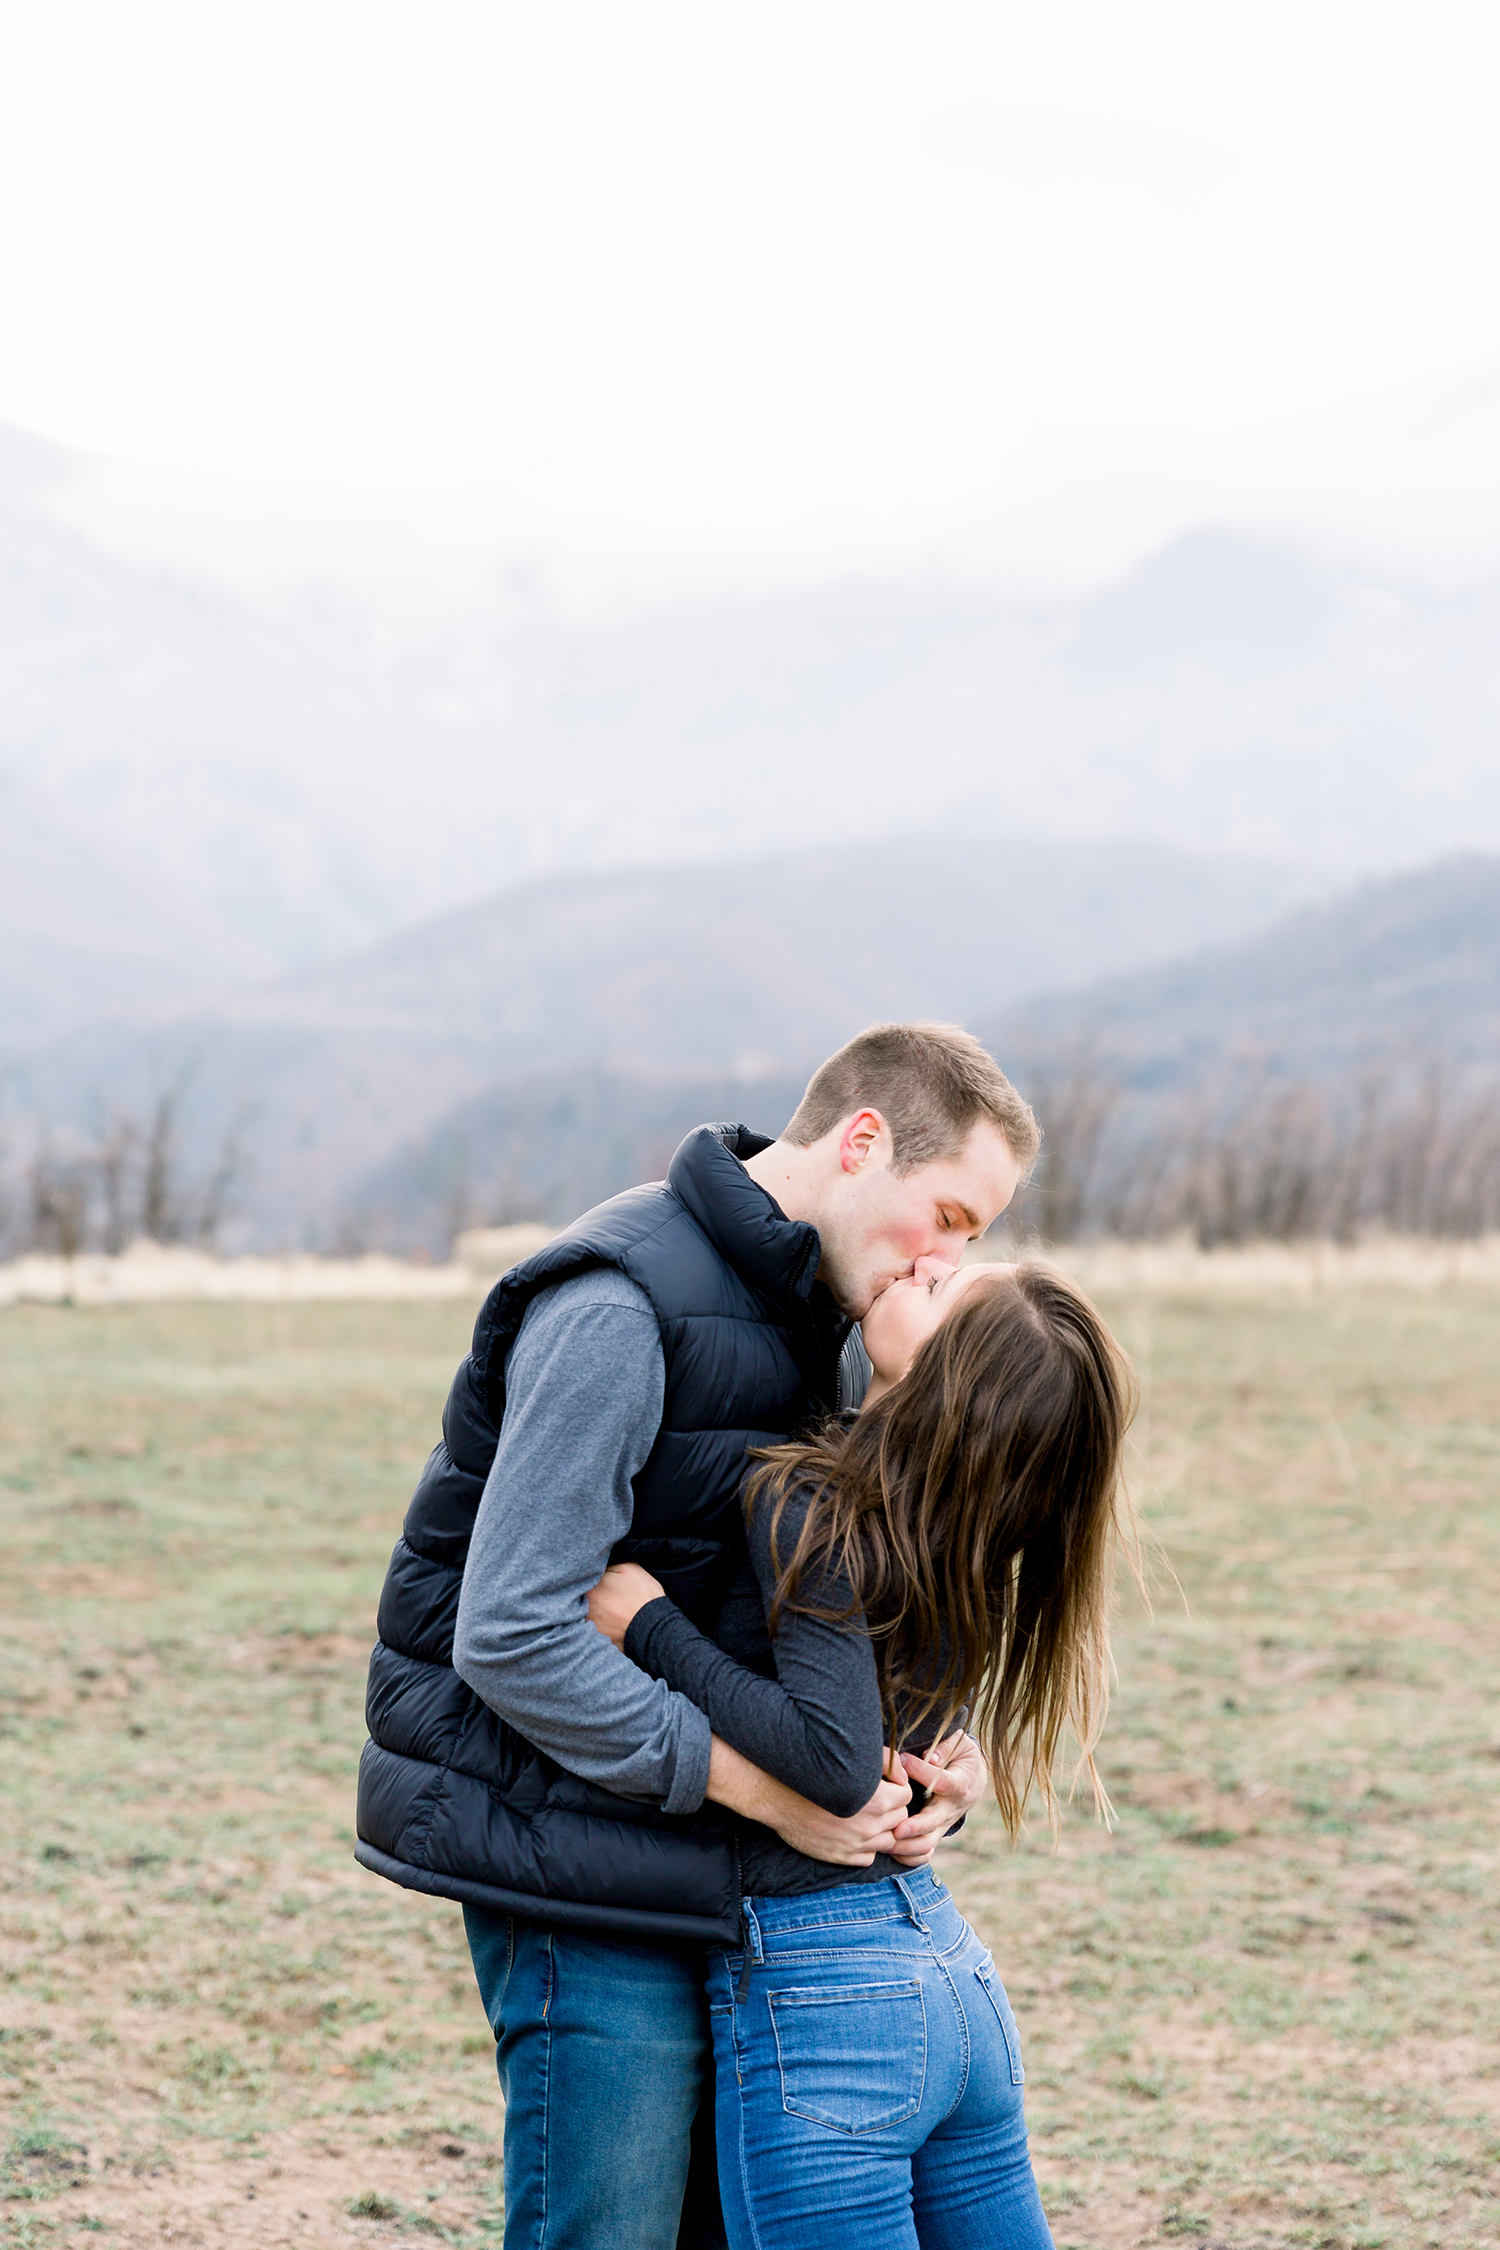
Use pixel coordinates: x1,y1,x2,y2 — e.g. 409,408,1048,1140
355,1125,849,1946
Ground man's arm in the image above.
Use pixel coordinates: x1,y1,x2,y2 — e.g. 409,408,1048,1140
452,1270,711,1814
705,1739,912,1866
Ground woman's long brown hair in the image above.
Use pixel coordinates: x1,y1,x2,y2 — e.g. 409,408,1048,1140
744,1262,1138,1836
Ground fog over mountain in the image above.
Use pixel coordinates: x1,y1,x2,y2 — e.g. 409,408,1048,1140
7,423,1500,1059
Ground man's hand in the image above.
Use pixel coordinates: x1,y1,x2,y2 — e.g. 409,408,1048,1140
706,1739,912,1866
585,1561,665,1651
887,1732,987,1866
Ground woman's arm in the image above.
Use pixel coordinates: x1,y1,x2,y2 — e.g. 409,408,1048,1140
588,1502,887,1819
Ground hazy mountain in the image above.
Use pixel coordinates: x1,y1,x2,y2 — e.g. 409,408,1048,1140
6,833,1316,1248
983,853,1500,1093
362,855,1500,1249
10,418,1500,1057
0,765,277,1043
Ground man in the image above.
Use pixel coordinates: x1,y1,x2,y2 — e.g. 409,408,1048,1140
356,1022,1038,2249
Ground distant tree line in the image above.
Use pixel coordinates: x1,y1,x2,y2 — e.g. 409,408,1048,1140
1011,1054,1500,1247
7,1049,1499,1261
5,1076,252,1259
344,1049,1500,1259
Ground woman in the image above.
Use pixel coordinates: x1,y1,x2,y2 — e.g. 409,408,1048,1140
588,1254,1136,2250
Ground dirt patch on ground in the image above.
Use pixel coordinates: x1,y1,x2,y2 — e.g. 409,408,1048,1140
5,1293,1499,2249
10,2130,499,2249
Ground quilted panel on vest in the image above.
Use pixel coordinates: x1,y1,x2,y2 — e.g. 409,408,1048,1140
441,1358,501,1478
656,1316,806,1429
421,1768,739,1921
377,1538,463,1665
403,1438,486,1568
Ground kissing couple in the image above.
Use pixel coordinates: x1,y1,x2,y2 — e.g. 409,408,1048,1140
359,1021,1135,2249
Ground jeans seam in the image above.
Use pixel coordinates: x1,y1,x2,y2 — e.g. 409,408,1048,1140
731,2000,767,2250
749,1911,907,1935
537,1931,553,2250
935,1953,971,2120
757,1945,921,1963
975,1965,1025,2086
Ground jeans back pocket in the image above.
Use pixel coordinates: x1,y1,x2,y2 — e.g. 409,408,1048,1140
974,1965,1025,2085
767,1980,926,2134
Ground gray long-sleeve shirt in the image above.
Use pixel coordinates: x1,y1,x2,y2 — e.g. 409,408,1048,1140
451,1268,712,1816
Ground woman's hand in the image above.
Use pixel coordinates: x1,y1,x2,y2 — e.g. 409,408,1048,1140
768,1767,914,1864
887,1731,988,1866
585,1561,666,1650
707,1740,913,1866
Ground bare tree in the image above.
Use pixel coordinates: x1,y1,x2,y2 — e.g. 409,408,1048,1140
139,1080,186,1243
1328,1068,1384,1243
194,1097,254,1247
28,1140,89,1258
1015,1046,1500,1246
95,1111,141,1255
8,1068,257,1261
439,1141,473,1258
1013,1050,1120,1243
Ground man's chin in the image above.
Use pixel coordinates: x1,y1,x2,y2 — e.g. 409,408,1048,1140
826,1262,895,1322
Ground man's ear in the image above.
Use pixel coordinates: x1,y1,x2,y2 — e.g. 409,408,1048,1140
838,1108,888,1174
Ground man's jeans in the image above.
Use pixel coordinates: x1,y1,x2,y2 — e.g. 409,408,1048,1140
705,1868,1055,2250
464,1905,726,2250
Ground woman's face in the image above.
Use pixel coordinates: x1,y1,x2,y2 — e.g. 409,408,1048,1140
860,1256,1008,1395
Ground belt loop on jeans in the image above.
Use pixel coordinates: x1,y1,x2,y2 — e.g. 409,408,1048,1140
894,1874,929,1932
736,1902,764,2000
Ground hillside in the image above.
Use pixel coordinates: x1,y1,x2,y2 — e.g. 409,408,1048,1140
350,1063,815,1248
6,832,1313,1248
985,853,1500,1090
367,853,1500,1248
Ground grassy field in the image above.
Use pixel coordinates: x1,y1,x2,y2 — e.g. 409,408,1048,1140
1,1292,1497,2249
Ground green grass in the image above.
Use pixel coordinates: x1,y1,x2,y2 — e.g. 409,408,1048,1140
960,1290,1500,2248
2,1292,1497,2247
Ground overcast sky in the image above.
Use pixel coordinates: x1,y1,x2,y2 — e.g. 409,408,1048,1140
3,1,1499,606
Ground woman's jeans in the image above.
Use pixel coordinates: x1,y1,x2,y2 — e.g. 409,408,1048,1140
706,1867,1054,2250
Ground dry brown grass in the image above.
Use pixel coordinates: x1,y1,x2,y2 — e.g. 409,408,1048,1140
2,1293,1497,2248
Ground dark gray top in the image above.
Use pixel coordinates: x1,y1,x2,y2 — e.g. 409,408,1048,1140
627,1484,932,1898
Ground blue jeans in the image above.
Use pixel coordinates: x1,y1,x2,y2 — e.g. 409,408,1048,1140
706,1868,1054,2250
464,1906,725,2250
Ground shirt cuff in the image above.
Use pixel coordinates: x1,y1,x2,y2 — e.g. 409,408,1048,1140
661,1698,712,1817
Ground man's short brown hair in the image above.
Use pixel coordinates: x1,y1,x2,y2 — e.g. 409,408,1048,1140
783,1022,1039,1177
